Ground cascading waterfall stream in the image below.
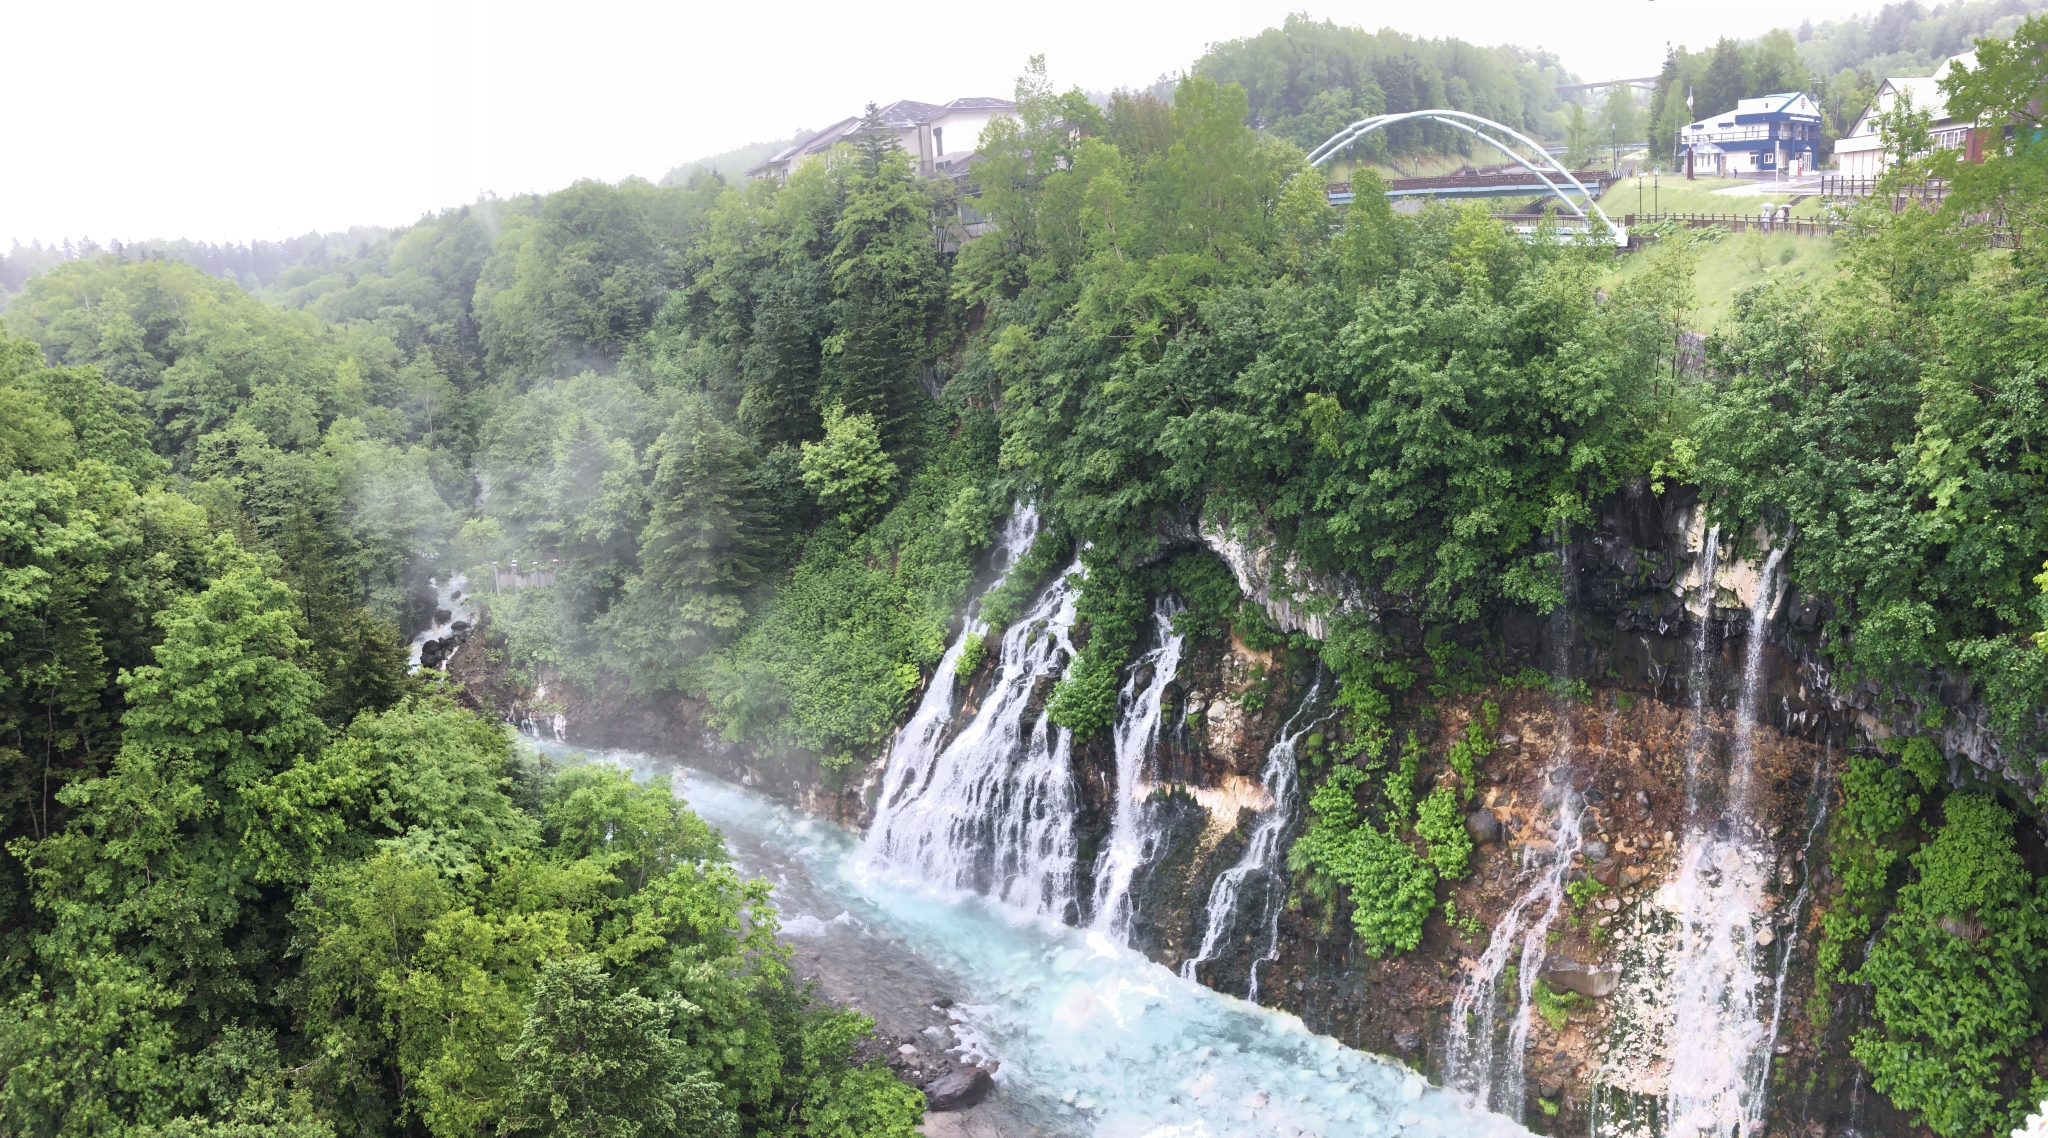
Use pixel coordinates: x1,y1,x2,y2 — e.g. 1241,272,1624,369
1663,539,1786,1137
1444,764,1586,1116
1180,674,1327,1001
862,509,1096,921
1089,601,1188,942
884,504,1041,775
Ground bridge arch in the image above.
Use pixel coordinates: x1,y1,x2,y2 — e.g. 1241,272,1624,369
1309,110,1617,233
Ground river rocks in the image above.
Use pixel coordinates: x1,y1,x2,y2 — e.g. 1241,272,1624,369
924,1066,994,1111
1591,858,1621,887
1581,839,1610,862
1466,809,1503,846
1540,955,1619,998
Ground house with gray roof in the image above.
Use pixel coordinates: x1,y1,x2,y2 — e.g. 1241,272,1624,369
747,97,1016,180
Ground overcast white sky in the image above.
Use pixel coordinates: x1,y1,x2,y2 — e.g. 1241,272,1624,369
7,0,1885,246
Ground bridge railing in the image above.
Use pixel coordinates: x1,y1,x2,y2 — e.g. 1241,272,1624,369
1326,171,1616,199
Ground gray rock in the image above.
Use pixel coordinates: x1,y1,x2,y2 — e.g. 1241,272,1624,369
924,1066,994,1111
1581,840,1610,862
1540,955,1618,998
1465,809,1503,846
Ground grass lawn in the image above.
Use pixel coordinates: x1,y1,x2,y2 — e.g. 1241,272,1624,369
1604,227,1846,330
1598,175,1831,220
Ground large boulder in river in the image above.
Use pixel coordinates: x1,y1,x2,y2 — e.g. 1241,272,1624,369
1540,955,1618,998
924,1066,993,1111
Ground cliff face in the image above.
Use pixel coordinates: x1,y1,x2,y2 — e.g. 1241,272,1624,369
448,484,2041,1137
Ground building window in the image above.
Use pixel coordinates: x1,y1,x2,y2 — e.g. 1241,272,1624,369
935,127,944,155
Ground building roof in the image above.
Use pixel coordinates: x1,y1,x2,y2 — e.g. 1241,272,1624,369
1846,50,1978,137
746,97,1017,177
1682,92,1822,135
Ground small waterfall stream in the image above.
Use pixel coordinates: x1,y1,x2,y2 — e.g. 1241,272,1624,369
1180,674,1327,1001
1663,539,1785,1137
408,572,476,670
1751,742,1832,1126
1090,601,1188,941
1443,539,1584,1118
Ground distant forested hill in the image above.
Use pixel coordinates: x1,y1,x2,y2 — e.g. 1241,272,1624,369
1795,0,2048,78
1192,14,1576,159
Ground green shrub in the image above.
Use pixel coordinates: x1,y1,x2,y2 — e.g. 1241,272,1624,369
953,632,989,678
1416,786,1473,879
1533,980,1582,1032
1287,745,1447,958
1566,874,1606,910
1444,702,1498,801
1851,793,2048,1138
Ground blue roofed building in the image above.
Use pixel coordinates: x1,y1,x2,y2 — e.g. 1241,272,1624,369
1675,92,1823,177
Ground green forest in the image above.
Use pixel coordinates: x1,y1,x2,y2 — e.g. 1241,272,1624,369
4,9,2048,1136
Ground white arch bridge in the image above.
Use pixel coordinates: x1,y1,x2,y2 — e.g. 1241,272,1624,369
1309,109,1624,243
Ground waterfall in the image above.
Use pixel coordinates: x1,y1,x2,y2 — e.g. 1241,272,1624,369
1180,674,1326,1001
1443,538,1584,1119
1750,741,1831,1128
1664,540,1785,1137
1089,601,1188,942
885,504,1041,771
861,509,1095,922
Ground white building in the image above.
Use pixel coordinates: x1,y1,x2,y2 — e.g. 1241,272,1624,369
1675,92,1824,176
747,97,1016,180
1832,52,1983,177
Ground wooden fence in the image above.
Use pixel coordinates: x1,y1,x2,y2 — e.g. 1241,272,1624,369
1623,212,1843,237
